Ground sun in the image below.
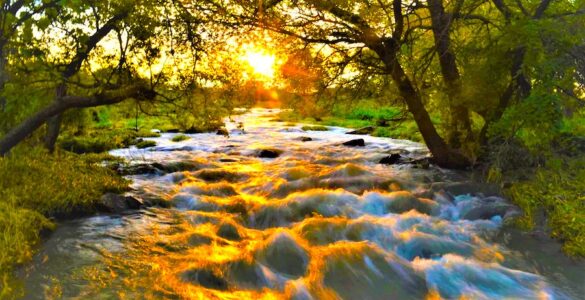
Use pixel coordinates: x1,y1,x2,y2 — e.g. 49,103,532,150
241,48,277,79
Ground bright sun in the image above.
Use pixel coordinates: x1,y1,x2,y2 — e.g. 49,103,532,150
241,48,277,79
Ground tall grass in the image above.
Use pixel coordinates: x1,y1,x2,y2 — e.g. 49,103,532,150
0,149,128,297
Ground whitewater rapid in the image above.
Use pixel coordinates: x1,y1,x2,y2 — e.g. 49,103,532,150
21,108,584,299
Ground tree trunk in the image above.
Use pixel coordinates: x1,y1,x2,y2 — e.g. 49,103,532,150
0,101,66,155
0,45,7,113
0,84,154,156
373,42,471,169
44,83,67,152
428,0,472,149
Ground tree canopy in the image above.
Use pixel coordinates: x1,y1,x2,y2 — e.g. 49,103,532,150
0,0,584,168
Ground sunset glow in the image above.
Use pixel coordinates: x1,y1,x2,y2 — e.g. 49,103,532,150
243,50,276,79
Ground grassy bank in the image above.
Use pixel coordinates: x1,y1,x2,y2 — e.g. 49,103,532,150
282,103,585,257
505,157,585,256
0,149,128,298
278,103,424,142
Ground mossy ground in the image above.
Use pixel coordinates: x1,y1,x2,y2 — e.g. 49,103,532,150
0,148,128,297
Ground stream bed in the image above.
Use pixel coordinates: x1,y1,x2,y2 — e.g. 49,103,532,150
21,108,585,299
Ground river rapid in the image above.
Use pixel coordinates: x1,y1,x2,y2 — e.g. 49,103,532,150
21,108,584,299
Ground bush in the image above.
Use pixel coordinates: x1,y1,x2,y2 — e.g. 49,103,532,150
0,149,128,296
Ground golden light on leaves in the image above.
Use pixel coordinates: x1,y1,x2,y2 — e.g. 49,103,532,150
239,43,285,86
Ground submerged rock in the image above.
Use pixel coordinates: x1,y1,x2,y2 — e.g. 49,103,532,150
322,243,427,299
386,191,439,215
217,221,242,241
460,196,520,221
342,139,365,147
257,231,309,277
188,233,213,246
182,269,229,290
98,193,142,213
299,136,313,142
430,181,502,197
379,154,402,165
347,126,375,135
226,260,270,289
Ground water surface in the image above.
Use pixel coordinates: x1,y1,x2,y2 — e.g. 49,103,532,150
22,109,585,299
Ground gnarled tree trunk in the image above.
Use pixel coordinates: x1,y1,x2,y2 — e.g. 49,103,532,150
0,84,154,156
428,0,472,149
372,42,471,169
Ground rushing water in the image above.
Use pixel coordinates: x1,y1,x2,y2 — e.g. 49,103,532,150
21,108,584,299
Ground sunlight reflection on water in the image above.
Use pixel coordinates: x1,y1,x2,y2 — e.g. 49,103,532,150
22,108,583,299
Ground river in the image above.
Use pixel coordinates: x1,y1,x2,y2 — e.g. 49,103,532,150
20,108,585,299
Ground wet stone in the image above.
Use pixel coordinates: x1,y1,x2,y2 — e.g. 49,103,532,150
379,153,402,165
188,233,213,246
299,136,312,142
258,148,283,158
258,231,309,278
217,221,242,241
346,126,375,135
98,193,143,213
182,269,229,290
342,139,365,147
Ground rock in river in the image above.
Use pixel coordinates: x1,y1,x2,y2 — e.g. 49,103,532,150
98,193,142,213
379,153,402,165
346,126,375,135
342,139,365,147
257,148,283,158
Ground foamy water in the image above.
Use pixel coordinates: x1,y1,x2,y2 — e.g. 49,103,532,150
21,109,583,299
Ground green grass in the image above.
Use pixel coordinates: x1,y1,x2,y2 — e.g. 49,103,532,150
171,134,190,142
301,125,329,131
507,157,585,256
0,149,128,297
59,129,160,154
280,103,423,142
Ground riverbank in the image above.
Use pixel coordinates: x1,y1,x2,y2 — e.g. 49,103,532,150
280,108,585,257
0,149,128,298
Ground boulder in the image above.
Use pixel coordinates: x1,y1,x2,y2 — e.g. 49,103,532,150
460,196,521,221
217,221,242,241
258,148,282,158
347,126,375,135
342,139,365,147
182,269,228,290
216,128,229,136
98,193,142,213
430,181,503,197
379,154,402,165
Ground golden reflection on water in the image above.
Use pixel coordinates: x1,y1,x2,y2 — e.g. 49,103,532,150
31,109,565,300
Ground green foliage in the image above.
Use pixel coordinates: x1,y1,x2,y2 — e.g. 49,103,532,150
489,90,564,153
508,158,585,256
171,134,190,142
301,125,329,131
0,149,128,296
